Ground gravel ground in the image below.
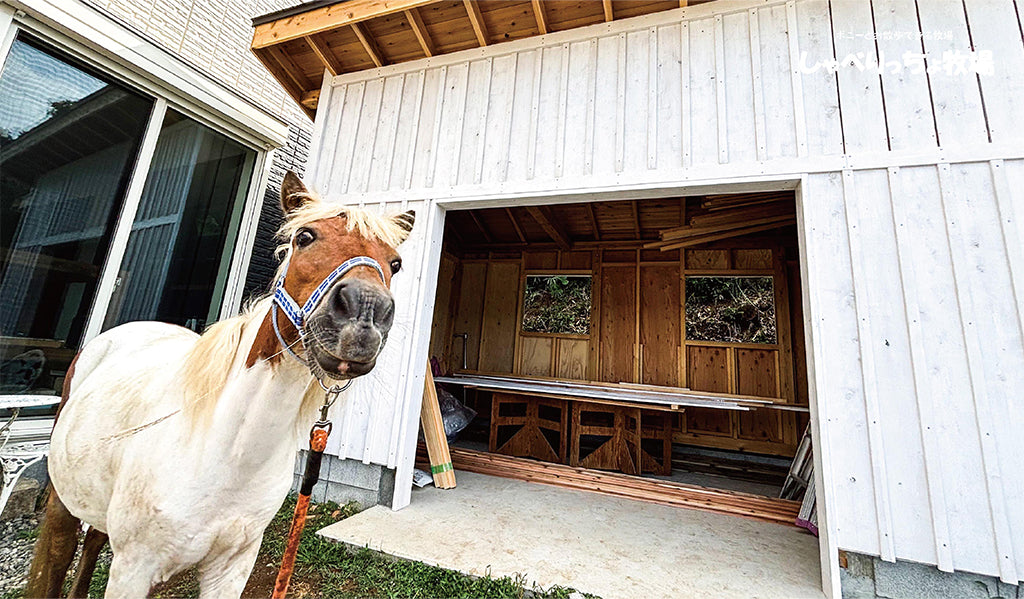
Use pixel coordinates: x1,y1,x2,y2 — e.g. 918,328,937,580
0,511,40,595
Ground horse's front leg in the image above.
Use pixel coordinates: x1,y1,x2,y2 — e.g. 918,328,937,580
196,539,262,599
103,549,164,599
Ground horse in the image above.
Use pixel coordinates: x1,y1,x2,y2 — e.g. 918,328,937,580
25,171,415,598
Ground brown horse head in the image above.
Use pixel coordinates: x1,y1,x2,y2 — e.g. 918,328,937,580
271,171,414,380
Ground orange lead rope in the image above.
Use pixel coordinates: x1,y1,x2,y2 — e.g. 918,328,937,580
272,419,332,599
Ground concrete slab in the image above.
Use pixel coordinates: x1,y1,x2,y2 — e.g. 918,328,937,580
318,471,824,599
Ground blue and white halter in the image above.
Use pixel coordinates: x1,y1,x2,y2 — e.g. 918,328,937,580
271,248,386,391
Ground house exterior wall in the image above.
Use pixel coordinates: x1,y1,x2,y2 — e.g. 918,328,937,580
85,0,306,125
302,0,1024,592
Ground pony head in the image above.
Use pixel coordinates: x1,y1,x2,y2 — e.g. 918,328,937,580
274,171,414,380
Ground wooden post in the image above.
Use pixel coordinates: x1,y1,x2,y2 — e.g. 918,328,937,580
421,366,457,488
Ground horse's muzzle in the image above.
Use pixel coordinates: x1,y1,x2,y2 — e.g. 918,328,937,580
306,278,395,378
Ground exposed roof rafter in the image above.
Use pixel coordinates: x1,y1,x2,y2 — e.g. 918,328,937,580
304,34,342,76
469,212,494,244
526,205,571,250
351,22,384,67
463,0,489,46
404,8,434,56
505,208,526,243
602,0,614,22
531,0,548,34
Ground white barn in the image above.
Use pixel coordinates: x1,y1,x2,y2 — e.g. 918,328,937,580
251,1,1024,597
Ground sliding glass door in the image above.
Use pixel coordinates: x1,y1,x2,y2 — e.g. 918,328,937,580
0,33,153,396
103,110,256,333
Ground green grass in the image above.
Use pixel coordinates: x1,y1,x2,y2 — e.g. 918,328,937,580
72,495,597,599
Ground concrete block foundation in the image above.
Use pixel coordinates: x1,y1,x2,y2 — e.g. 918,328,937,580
292,451,394,510
841,552,1020,599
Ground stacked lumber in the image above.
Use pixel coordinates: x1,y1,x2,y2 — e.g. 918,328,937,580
421,367,456,489
645,194,796,251
417,445,801,527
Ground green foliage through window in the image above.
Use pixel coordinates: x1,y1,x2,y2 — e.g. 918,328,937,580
522,275,592,335
685,276,777,344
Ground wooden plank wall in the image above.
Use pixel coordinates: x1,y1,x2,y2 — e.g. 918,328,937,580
429,241,808,457
308,0,1024,580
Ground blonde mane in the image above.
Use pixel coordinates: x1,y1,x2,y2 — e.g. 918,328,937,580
179,192,412,427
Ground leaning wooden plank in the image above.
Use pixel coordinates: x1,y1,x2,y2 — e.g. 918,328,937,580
421,367,456,488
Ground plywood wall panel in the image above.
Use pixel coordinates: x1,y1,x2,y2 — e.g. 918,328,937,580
599,265,637,383
518,335,554,376
479,261,522,372
555,338,589,380
685,345,732,435
453,261,487,370
640,263,680,386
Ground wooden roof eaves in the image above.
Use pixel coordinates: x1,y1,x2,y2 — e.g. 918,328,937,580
252,0,439,50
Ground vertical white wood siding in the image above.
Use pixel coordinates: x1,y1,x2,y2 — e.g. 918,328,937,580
305,0,1024,585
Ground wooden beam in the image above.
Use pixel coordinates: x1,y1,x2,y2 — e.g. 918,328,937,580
602,0,614,21
526,205,571,250
252,0,437,49
405,8,434,56
679,0,688,7
301,88,320,109
304,34,342,76
586,203,601,240
631,200,641,239
463,0,489,46
506,208,526,243
469,211,493,243
266,45,313,90
531,0,548,34
351,22,384,67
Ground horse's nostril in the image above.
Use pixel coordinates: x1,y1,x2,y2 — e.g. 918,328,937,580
331,280,355,317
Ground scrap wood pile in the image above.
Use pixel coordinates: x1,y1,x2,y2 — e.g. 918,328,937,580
644,192,796,251
417,445,802,527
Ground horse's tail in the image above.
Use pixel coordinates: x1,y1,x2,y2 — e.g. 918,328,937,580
24,353,108,598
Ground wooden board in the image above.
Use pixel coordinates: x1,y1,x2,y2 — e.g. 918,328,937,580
453,261,487,370
599,265,637,382
417,445,802,526
555,337,589,380
518,335,554,376
685,249,730,270
685,345,733,435
478,261,521,372
639,263,680,386
736,349,781,442
428,253,458,365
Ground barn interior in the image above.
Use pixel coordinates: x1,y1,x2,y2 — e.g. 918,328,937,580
423,191,812,524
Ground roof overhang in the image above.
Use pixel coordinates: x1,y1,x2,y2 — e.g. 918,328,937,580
251,0,710,118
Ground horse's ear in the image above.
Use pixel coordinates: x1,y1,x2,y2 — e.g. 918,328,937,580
280,171,311,216
395,210,415,242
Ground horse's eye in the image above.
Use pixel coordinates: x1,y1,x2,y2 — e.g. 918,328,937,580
389,259,402,274
294,229,315,248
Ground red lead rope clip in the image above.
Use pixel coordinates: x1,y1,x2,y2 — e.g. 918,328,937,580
271,388,341,599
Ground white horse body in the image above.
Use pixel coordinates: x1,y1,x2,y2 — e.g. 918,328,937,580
50,313,316,597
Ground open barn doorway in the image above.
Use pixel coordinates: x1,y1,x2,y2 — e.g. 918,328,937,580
422,190,815,526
